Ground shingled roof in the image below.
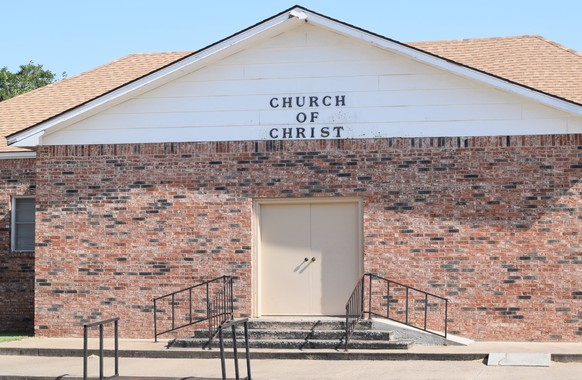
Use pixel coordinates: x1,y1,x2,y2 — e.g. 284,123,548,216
1,35,581,153
408,35,582,106
0,51,192,153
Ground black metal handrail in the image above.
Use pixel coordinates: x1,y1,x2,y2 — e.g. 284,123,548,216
83,317,119,380
344,274,365,350
205,276,235,349
153,275,234,347
218,318,252,380
345,273,448,350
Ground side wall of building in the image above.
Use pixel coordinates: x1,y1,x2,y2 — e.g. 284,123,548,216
34,135,581,340
0,158,36,332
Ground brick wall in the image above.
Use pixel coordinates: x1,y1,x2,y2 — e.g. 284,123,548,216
34,135,581,340
0,158,35,332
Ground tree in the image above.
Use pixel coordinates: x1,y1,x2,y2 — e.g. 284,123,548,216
0,62,66,101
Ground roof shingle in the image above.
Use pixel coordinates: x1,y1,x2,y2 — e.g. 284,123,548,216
407,35,582,105
0,51,192,153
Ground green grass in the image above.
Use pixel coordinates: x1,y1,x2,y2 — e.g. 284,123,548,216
0,332,32,343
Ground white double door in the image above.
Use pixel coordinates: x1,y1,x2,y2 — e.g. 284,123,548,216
259,200,361,315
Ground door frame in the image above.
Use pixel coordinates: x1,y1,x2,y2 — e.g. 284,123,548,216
252,197,363,317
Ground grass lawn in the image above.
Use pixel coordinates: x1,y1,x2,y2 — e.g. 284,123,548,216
0,332,32,343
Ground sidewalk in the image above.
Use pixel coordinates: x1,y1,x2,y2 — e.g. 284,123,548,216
1,337,581,379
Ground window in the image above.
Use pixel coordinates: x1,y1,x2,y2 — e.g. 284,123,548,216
11,197,35,252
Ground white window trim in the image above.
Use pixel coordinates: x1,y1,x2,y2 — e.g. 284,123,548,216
11,196,35,253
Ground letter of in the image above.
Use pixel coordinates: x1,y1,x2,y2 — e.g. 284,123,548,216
296,127,306,138
322,96,332,106
310,127,315,138
269,97,279,108
335,95,346,107
333,126,344,137
309,96,319,107
282,128,293,138
282,97,292,108
296,112,307,123
269,128,279,139
321,127,330,138
310,112,319,123
296,96,306,107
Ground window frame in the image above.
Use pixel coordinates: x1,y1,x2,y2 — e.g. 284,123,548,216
11,196,36,253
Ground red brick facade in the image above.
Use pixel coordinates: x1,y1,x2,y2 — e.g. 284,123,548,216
0,158,35,332
23,134,582,340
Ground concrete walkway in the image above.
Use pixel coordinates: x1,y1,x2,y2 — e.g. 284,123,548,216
0,337,581,379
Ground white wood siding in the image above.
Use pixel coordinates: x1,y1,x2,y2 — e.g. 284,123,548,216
42,24,582,146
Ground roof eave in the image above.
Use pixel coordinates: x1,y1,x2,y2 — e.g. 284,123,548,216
8,6,582,147
8,6,307,147
300,8,582,116
0,151,37,159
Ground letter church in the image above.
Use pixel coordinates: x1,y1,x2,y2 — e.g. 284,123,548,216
0,6,580,343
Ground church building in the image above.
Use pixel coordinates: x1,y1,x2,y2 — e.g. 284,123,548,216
0,6,580,341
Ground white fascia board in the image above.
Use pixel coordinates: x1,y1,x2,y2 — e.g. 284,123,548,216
302,10,582,116
0,151,37,159
9,10,305,147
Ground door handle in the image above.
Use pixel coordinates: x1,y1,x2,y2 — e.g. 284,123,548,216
311,257,316,262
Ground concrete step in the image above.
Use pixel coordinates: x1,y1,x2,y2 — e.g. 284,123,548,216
244,319,373,331
171,319,410,350
188,328,391,341
173,337,413,350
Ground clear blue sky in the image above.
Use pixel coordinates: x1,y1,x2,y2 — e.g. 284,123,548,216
3,0,581,77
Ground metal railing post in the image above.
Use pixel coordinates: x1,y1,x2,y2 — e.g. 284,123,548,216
189,287,193,324
83,326,88,380
219,326,226,380
345,304,349,351
360,276,365,319
114,319,119,376
232,323,240,380
230,277,235,318
207,281,211,346
405,287,409,325
367,274,372,319
223,277,227,319
387,280,390,319
244,320,251,380
424,294,428,331
99,324,104,380
221,283,225,319
171,294,175,331
153,298,157,342
445,299,449,339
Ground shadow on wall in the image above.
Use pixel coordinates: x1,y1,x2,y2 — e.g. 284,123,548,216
0,210,35,333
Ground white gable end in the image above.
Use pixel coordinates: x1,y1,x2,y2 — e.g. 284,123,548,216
40,23,582,146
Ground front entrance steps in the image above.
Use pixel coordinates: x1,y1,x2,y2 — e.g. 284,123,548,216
171,317,414,350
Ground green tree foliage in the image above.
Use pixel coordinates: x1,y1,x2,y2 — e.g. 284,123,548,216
0,62,66,101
